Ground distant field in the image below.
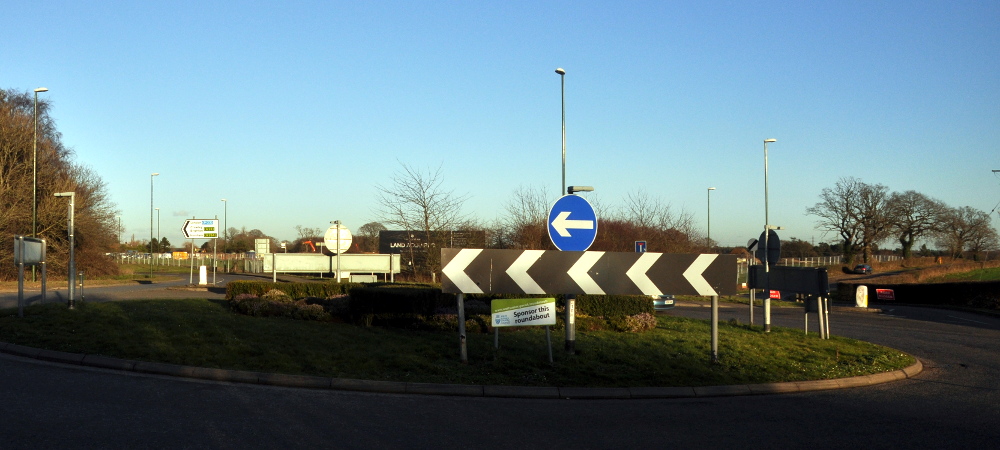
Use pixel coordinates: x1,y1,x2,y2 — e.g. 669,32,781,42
927,266,1000,282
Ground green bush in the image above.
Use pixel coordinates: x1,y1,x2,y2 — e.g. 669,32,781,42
225,280,362,300
575,294,654,317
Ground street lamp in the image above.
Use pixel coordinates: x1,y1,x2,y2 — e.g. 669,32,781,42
150,172,159,278
155,208,160,253
54,192,75,309
707,187,716,250
763,138,776,332
32,87,48,282
556,67,566,196
221,199,227,252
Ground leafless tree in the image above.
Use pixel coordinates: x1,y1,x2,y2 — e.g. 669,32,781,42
855,181,893,263
498,185,550,249
807,177,863,263
887,190,946,258
357,221,386,253
375,162,468,281
0,88,119,280
935,206,998,259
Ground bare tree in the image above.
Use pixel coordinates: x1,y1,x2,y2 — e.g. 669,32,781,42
807,177,863,263
0,88,120,280
855,181,893,263
887,190,946,259
935,206,998,259
498,185,550,249
357,221,386,253
375,162,468,281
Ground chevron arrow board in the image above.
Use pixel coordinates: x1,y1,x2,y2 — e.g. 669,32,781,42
441,248,737,296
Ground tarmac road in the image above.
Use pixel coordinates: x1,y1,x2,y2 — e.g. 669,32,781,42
0,291,998,448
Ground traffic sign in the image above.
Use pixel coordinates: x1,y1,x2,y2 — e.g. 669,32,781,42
441,248,737,296
323,223,353,254
547,194,597,251
755,230,780,265
635,241,647,253
182,219,220,239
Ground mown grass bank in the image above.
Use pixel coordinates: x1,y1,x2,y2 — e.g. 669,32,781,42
0,299,913,388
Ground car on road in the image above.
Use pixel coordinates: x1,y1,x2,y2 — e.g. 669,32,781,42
652,295,676,311
853,264,873,274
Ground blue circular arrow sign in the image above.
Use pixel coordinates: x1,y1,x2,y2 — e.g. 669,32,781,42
548,194,598,251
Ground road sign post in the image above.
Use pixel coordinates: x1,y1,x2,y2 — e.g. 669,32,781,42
547,194,598,354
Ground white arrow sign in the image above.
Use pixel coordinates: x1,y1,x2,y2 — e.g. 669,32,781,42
441,249,483,294
683,254,719,296
551,211,595,237
506,250,545,294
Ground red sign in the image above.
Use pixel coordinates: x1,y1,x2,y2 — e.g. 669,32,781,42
875,289,895,300
769,290,781,299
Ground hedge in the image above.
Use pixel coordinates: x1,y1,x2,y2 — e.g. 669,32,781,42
837,280,1000,310
225,280,362,300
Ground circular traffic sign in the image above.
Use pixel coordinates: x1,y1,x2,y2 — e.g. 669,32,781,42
547,194,598,251
324,223,353,254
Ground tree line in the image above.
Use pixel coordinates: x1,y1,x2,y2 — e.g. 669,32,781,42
807,176,998,263
0,88,119,280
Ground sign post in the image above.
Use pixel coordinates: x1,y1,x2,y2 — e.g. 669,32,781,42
547,194,598,354
491,298,557,362
182,219,219,285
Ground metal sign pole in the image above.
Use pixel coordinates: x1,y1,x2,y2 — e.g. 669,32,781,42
457,293,467,363
711,295,719,362
189,239,195,285
565,294,576,353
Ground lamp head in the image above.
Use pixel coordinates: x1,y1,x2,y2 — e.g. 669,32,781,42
708,187,716,191
151,172,160,176
34,87,48,93
54,192,74,198
764,139,777,143
567,185,594,194
555,68,566,75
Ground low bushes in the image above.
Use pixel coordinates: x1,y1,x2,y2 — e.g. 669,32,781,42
226,282,659,333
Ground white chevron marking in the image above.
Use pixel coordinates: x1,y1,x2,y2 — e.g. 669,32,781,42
626,252,662,295
683,254,719,296
568,251,605,295
441,249,483,294
506,250,546,294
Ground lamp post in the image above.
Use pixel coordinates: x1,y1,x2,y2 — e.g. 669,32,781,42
155,207,161,253
555,67,566,196
707,187,716,250
221,198,227,252
150,172,159,278
32,87,48,282
54,192,75,309
763,138,776,332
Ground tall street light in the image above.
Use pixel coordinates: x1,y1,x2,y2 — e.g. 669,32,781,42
763,138,776,332
32,87,48,282
556,67,566,195
707,187,716,250
150,172,159,278
221,198,227,252
155,207,161,252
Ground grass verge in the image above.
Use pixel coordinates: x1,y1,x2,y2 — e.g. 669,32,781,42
0,299,913,387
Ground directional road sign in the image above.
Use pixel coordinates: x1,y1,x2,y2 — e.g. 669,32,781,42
182,219,220,239
441,248,737,296
547,194,598,251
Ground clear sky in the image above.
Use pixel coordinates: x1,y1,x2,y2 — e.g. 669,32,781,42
5,1,999,248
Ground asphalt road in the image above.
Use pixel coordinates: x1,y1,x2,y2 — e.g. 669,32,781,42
1,287,998,448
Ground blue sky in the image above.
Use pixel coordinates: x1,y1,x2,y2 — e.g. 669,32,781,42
5,1,999,248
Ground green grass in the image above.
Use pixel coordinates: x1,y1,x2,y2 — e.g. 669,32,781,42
927,266,1000,282
0,299,914,387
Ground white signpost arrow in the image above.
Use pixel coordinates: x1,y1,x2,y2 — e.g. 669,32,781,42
550,211,594,237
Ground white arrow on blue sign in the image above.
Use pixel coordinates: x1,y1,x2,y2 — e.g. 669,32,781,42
547,194,598,251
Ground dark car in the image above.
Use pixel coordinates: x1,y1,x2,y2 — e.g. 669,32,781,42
853,264,873,274
652,295,676,311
